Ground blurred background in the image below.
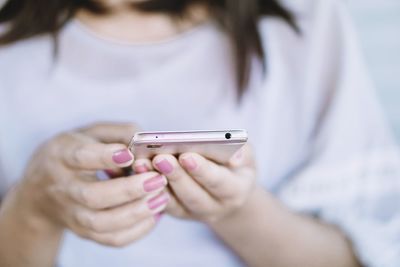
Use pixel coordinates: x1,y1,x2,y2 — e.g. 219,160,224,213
348,0,400,140
0,0,399,138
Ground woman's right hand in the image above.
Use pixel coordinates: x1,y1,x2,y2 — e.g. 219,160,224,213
4,123,169,247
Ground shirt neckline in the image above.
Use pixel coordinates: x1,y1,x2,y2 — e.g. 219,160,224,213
55,17,223,81
67,18,216,49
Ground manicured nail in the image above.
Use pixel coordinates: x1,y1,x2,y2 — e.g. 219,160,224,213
154,213,163,222
135,164,148,174
181,156,197,171
112,149,133,164
143,175,167,192
155,159,173,174
148,193,169,210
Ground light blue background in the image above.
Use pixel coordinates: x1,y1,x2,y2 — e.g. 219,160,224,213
349,0,400,140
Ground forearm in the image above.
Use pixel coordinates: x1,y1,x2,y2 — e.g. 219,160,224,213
209,186,360,267
0,187,63,267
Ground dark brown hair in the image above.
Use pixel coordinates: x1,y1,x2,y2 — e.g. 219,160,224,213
0,0,297,97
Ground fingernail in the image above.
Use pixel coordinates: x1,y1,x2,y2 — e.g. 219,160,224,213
181,156,197,171
135,164,148,174
144,175,167,192
112,149,133,164
155,159,173,174
148,193,169,210
154,213,163,222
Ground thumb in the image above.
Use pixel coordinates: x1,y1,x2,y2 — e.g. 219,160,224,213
229,144,255,169
78,122,141,145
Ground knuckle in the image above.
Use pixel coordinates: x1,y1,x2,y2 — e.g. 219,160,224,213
51,133,69,145
204,178,222,191
75,211,96,230
88,217,103,233
221,188,239,201
123,180,143,200
45,141,59,158
127,206,146,222
183,196,202,210
78,186,90,204
72,212,82,227
90,123,103,131
55,131,77,146
74,228,92,241
167,205,187,218
104,235,128,248
76,186,98,208
228,197,244,210
71,145,86,166
81,122,103,133
46,134,69,157
78,212,106,233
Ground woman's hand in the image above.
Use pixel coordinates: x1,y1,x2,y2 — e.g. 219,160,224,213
134,144,256,224
3,123,169,248
133,145,361,267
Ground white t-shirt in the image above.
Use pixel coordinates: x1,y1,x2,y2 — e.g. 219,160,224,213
1,0,400,266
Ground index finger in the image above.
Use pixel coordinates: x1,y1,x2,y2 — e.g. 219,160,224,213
228,144,255,169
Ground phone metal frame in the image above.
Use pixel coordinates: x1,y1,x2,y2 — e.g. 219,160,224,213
128,129,248,163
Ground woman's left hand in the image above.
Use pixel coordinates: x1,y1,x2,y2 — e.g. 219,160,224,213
133,144,256,224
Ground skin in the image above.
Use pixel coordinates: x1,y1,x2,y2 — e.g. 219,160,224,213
135,147,360,267
0,123,169,266
0,1,361,267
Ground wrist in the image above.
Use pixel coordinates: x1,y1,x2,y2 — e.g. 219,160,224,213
1,182,63,237
0,184,64,267
208,185,268,230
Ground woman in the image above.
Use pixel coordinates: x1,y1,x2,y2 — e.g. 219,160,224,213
0,0,399,266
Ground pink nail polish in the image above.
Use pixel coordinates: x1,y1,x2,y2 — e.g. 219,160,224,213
135,164,148,174
181,156,197,171
155,159,173,174
143,175,166,192
148,193,169,210
154,213,163,222
112,149,133,164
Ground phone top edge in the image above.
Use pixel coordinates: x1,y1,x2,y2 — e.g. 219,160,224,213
134,129,247,136
133,139,247,145
130,129,248,147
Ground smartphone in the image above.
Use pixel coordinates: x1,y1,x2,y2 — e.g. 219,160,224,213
128,129,248,164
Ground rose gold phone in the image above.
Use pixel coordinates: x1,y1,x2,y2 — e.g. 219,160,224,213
128,130,248,164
